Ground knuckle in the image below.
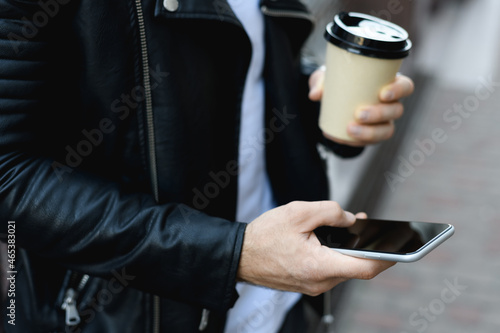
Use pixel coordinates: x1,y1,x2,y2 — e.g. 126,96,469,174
395,103,404,119
363,126,377,141
404,77,415,95
284,201,306,220
396,75,414,96
383,123,395,140
308,287,324,297
372,105,384,122
381,103,402,121
359,266,379,280
303,283,326,297
284,201,298,213
329,201,343,217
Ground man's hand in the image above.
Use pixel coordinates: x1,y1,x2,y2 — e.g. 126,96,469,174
237,201,395,296
308,68,415,146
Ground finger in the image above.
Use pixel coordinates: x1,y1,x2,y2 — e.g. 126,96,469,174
308,67,326,101
287,201,356,232
332,253,396,280
314,201,356,230
318,248,395,280
355,102,404,124
379,74,415,102
347,121,395,143
355,212,368,219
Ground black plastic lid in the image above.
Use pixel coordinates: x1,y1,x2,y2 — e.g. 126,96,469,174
325,12,412,59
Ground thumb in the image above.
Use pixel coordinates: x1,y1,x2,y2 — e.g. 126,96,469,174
291,201,356,233
308,66,326,101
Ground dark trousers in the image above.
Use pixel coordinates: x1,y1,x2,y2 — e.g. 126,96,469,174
278,298,310,333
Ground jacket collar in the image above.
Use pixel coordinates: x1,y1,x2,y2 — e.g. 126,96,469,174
156,0,312,24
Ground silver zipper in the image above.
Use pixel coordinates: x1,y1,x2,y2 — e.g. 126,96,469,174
61,288,81,326
134,1,161,333
134,0,160,203
198,309,210,331
260,5,316,23
130,2,313,332
61,274,90,327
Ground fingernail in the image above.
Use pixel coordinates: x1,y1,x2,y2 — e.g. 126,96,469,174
381,89,395,101
356,109,370,121
348,125,362,136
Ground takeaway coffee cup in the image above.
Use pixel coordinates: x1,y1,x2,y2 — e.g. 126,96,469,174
319,12,412,142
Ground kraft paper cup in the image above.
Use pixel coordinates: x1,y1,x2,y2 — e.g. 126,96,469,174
319,12,412,143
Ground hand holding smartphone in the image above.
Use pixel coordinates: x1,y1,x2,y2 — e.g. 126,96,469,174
314,218,454,262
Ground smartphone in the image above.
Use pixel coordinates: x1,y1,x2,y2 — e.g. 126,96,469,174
314,218,455,262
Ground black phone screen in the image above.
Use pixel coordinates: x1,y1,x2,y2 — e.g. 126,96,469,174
314,218,451,254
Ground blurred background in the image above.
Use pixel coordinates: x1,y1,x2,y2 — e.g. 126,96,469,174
302,0,500,332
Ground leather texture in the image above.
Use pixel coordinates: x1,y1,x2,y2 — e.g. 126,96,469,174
0,0,360,331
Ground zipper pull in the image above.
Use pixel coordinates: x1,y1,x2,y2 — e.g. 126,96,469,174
61,288,81,326
198,308,210,331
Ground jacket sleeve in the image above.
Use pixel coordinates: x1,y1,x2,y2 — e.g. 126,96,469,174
0,0,245,312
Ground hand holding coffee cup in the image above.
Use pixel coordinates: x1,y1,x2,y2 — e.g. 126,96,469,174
312,12,414,146
309,74,415,145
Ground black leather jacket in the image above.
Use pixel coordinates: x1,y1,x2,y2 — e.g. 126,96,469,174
0,0,361,332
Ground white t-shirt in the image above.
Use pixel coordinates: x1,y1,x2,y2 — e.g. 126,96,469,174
224,1,301,332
